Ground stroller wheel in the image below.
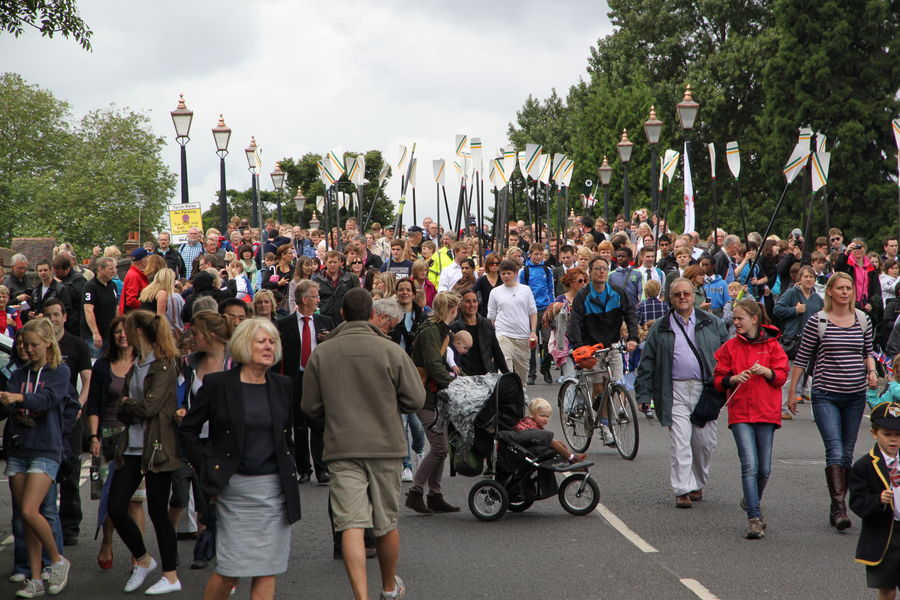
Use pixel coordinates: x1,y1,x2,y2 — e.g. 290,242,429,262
558,473,600,516
468,480,509,521
507,499,534,513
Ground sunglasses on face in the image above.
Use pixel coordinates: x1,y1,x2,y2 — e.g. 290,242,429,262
671,291,692,298
830,237,841,242
350,260,362,265
575,278,587,284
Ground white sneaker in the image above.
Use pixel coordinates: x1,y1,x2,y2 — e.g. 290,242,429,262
9,573,27,583
144,577,181,595
124,557,158,593
600,425,615,447
401,467,413,482
380,574,406,599
47,557,70,595
15,579,45,598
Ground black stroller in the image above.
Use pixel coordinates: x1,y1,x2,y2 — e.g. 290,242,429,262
438,372,599,522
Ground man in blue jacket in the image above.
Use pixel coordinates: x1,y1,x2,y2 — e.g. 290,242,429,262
519,243,555,384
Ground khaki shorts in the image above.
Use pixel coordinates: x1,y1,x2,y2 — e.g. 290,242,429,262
587,350,623,384
328,458,402,537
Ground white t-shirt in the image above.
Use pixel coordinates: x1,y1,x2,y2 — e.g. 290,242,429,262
487,283,537,339
438,262,462,292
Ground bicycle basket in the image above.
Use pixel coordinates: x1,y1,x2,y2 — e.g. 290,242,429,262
572,343,605,370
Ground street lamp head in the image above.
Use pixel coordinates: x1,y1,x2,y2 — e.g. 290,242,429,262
643,105,663,145
271,162,285,191
293,186,306,212
616,129,634,163
245,136,259,172
212,114,231,154
598,156,613,185
676,85,700,131
171,93,193,143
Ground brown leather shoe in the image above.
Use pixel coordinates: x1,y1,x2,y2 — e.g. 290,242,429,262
676,494,692,508
687,489,703,502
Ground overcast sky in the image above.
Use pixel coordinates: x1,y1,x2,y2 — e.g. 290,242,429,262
2,0,613,226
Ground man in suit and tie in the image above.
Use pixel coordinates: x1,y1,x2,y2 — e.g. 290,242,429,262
277,279,333,484
637,247,666,301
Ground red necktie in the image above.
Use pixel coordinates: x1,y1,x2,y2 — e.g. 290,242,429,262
301,316,311,369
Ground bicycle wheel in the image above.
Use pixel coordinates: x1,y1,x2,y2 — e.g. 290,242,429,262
558,473,600,515
557,380,594,453
606,384,639,460
468,480,509,522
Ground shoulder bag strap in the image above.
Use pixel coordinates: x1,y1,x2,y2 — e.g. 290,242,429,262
671,312,710,380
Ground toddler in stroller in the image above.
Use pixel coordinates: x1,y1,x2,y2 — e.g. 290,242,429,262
513,398,586,464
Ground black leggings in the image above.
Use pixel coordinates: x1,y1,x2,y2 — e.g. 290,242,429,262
107,455,178,572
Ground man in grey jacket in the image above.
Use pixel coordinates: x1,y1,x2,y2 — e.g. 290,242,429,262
635,277,728,509
302,288,424,600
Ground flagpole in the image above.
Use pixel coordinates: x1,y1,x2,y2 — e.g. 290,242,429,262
324,185,332,251
441,186,452,232
544,183,551,246
710,174,718,253
412,187,417,227
736,179,749,251
435,182,441,235
512,178,518,222
475,171,483,263
362,183,380,232
742,180,793,295
533,179,541,243
525,179,533,241
822,188,830,237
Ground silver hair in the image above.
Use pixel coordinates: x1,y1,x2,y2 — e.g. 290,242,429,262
372,297,403,322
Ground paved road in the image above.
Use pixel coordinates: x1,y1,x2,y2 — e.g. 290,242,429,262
0,384,874,599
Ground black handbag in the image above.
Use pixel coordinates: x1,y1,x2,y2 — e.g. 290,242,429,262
672,314,727,428
779,335,801,360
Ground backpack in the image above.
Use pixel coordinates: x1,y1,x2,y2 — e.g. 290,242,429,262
522,263,553,286
816,309,870,360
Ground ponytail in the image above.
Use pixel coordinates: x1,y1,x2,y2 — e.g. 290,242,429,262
125,310,179,363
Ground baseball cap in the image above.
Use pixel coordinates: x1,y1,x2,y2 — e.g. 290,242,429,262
407,225,424,234
131,248,150,261
468,217,476,225
384,224,395,230
871,402,900,431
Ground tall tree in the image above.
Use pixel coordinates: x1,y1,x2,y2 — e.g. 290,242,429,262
0,74,175,251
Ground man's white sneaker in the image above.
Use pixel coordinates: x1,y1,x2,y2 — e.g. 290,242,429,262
401,467,413,482
600,425,615,447
124,557,158,593
144,577,182,595
9,573,27,583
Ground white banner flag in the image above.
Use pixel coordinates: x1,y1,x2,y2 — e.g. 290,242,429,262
683,142,694,234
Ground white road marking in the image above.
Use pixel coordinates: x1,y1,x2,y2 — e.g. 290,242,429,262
594,502,658,553
681,578,720,600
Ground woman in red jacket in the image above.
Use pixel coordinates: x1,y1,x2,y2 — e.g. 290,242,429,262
714,299,789,540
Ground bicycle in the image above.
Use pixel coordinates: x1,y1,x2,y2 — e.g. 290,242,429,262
557,343,639,460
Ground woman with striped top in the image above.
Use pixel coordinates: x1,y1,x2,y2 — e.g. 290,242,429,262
787,272,877,532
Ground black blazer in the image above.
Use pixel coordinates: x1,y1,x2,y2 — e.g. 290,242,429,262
277,312,334,398
849,444,896,565
179,366,301,524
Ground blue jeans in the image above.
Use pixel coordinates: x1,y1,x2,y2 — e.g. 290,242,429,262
731,423,776,519
402,413,426,470
811,390,866,468
11,482,63,577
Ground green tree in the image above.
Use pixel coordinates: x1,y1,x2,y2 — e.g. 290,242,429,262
0,0,92,50
758,0,900,241
0,74,176,252
507,0,897,243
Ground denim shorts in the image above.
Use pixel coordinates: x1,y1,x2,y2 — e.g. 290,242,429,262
5,456,60,479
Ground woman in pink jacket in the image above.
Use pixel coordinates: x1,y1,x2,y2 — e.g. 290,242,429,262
713,299,789,540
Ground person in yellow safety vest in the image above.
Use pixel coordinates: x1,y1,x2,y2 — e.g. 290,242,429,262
427,233,455,287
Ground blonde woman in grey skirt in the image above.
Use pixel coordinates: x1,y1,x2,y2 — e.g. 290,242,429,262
180,318,301,600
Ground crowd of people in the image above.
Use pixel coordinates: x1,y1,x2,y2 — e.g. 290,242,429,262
1,208,899,598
